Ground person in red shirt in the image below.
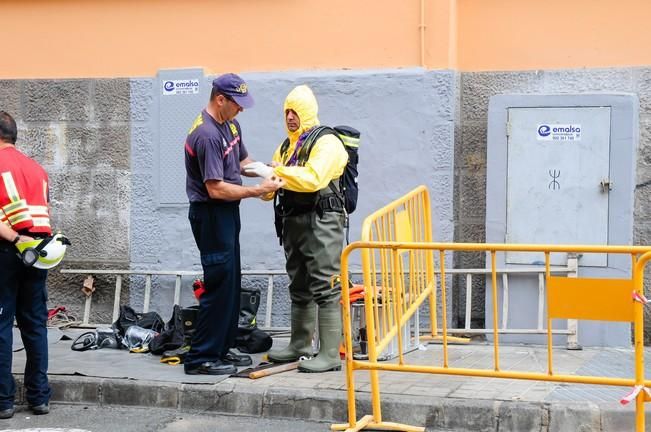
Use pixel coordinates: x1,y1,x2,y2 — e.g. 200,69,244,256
0,111,52,419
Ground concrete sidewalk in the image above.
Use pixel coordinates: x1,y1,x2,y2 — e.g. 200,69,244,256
9,328,651,431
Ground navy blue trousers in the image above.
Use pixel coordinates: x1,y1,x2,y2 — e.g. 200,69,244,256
0,241,51,409
185,201,241,368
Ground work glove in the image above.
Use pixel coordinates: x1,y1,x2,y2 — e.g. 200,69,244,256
243,161,274,179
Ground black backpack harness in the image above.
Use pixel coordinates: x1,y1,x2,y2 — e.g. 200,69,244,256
273,125,359,245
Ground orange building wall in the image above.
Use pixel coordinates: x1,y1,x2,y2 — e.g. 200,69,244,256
0,0,649,79
1,0,426,79
457,0,651,71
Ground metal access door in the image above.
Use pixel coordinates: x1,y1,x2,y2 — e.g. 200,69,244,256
505,107,611,267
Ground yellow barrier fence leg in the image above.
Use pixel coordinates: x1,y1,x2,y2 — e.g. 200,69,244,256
634,253,646,432
331,255,359,431
332,415,374,432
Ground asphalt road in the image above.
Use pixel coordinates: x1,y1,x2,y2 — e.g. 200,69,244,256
0,404,334,432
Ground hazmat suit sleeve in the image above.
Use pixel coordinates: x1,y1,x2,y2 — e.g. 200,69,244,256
273,134,348,193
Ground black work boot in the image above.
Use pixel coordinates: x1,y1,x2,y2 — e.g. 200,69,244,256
181,306,198,336
0,407,14,419
223,350,252,367
30,404,49,415
184,361,236,375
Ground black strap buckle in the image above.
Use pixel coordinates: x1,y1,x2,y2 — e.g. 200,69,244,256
316,194,344,219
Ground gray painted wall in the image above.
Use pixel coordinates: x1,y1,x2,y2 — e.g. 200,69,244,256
128,69,456,324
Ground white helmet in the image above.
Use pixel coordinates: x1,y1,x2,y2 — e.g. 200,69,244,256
16,233,71,269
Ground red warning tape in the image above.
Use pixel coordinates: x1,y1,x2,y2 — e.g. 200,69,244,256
632,291,649,305
620,385,651,405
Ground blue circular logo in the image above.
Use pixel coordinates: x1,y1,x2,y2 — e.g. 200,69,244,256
538,125,551,137
164,81,175,92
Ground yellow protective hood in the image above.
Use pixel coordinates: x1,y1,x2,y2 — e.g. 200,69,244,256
284,85,320,144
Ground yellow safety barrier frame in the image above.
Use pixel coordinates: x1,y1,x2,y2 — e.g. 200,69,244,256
356,185,468,349
332,186,651,432
333,241,651,432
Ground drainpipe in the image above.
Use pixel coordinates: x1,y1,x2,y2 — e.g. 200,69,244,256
448,0,457,69
421,0,458,69
419,0,427,68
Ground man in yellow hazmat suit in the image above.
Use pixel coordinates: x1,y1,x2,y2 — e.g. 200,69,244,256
245,84,348,372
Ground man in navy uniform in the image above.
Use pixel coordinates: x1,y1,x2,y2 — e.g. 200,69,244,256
183,73,283,375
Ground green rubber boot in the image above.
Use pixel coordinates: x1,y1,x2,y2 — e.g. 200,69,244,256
268,303,316,363
298,305,342,373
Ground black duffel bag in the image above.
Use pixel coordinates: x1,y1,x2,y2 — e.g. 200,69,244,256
150,305,198,355
111,305,165,341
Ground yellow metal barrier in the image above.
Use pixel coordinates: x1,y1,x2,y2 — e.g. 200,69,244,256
333,240,651,432
335,185,465,432
358,185,467,347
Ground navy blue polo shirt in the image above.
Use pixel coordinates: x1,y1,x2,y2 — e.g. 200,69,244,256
184,110,249,202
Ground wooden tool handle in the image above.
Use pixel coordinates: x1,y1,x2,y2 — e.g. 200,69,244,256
248,361,299,379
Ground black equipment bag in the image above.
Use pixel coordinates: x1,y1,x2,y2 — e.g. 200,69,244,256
150,305,198,355
111,305,165,340
235,327,273,354
150,284,271,355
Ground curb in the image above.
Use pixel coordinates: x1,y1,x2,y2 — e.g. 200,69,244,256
12,375,643,431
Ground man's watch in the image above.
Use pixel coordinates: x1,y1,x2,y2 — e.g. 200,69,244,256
12,234,20,245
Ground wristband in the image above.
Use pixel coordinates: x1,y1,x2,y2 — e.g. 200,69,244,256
12,234,20,245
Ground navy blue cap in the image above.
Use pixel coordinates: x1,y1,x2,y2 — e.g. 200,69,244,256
212,73,254,109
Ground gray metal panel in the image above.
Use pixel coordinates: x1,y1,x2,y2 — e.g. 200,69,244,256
486,93,639,347
505,107,611,267
156,68,208,205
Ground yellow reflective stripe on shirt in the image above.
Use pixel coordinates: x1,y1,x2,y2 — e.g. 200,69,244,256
0,173,49,229
2,199,28,215
2,207,49,227
8,211,32,225
5,206,29,219
1,172,20,202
